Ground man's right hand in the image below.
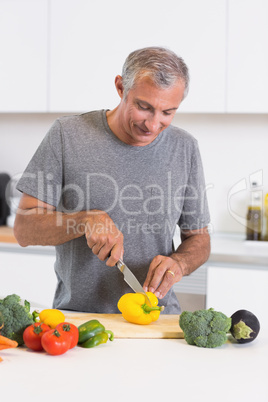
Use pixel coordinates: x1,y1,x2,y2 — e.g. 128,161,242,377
85,211,124,267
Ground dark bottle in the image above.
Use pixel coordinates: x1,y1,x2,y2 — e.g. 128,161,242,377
246,182,262,241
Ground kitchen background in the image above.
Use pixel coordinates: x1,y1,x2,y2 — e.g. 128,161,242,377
0,0,267,317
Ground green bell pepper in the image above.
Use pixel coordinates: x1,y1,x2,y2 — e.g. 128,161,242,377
78,319,114,348
78,319,105,344
80,330,114,348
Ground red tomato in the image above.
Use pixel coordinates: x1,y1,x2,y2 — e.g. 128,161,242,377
23,322,51,351
41,329,71,355
56,322,79,349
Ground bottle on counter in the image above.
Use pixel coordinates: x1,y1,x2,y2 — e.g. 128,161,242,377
263,193,268,241
246,181,262,241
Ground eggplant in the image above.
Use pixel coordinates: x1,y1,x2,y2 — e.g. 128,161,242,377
230,309,260,343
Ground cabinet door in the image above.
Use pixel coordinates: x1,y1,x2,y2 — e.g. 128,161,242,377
0,251,57,308
49,0,226,113
172,0,226,113
206,265,268,328
227,0,268,113
0,0,48,112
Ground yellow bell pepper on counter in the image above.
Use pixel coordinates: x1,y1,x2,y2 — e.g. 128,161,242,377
117,292,164,325
34,309,65,329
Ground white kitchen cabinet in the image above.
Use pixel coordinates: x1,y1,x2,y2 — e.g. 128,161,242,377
227,0,268,113
49,0,226,113
2,0,267,114
0,0,48,112
206,264,268,328
0,247,57,308
174,264,207,295
172,0,226,113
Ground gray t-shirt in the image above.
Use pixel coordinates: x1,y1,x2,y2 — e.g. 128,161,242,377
17,110,210,313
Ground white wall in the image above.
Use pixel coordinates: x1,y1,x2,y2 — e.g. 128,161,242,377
173,113,268,235
1,112,268,235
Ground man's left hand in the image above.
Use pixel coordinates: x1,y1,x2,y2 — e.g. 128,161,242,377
143,227,210,299
143,255,183,299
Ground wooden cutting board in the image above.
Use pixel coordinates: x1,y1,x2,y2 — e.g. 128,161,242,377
64,313,184,339
0,226,17,243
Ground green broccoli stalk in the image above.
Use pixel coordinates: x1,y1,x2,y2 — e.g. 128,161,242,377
179,308,232,348
0,294,35,345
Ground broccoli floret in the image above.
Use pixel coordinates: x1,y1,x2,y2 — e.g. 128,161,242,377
0,294,34,345
179,308,232,348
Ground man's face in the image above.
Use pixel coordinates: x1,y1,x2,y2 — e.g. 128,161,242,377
115,76,185,146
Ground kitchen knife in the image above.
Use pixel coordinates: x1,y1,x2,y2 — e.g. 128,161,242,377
116,259,152,306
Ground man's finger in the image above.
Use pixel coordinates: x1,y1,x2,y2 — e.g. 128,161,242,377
143,256,162,291
154,269,177,299
106,243,124,267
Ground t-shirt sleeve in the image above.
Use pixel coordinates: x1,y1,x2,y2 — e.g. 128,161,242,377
178,140,210,231
16,119,63,207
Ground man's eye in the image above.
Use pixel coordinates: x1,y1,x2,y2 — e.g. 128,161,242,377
138,104,149,111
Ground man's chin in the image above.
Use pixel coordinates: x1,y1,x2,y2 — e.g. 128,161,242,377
132,133,159,146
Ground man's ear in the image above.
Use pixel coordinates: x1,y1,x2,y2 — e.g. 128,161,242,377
115,75,124,98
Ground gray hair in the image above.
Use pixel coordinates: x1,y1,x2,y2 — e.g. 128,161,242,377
121,46,190,100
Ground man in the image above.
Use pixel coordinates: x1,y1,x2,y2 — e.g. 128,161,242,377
14,47,210,313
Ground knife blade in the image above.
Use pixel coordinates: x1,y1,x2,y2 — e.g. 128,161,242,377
116,258,152,306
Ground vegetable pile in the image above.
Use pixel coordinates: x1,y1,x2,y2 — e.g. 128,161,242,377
23,315,114,355
179,308,261,348
0,293,115,360
0,292,261,360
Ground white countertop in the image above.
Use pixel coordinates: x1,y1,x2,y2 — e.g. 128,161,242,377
209,232,268,266
1,330,267,402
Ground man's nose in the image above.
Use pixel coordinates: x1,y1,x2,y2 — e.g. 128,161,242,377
145,114,161,133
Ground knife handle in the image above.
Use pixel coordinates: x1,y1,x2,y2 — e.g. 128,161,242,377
116,259,125,273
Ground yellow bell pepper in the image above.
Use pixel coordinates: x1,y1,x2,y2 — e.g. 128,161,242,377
117,292,164,325
37,309,65,328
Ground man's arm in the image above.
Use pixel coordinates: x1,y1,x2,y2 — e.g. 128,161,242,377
14,193,123,266
143,227,211,299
